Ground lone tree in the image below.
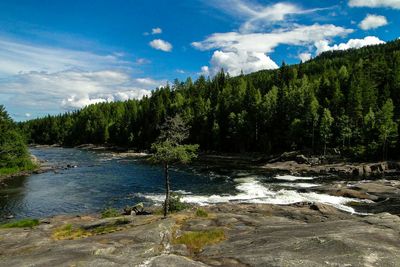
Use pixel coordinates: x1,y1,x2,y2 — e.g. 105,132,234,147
150,114,198,217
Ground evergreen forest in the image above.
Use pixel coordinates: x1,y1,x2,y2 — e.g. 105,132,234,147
21,40,400,160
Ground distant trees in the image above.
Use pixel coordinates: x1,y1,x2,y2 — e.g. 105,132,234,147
150,115,198,217
320,109,334,156
0,105,33,174
21,39,400,160
376,99,398,160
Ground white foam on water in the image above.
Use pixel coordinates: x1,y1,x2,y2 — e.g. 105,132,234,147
174,190,192,195
274,175,316,181
138,178,371,214
277,182,321,188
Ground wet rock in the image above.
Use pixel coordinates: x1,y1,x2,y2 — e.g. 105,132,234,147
329,188,378,201
295,155,309,164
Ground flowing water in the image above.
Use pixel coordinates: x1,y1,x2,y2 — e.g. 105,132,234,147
0,147,392,221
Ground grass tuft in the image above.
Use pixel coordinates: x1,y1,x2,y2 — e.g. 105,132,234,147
173,228,225,253
52,219,130,240
195,208,208,218
101,208,121,218
0,218,39,228
52,224,91,240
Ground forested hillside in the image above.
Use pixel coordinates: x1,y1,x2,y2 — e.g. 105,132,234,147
22,40,400,160
0,105,34,175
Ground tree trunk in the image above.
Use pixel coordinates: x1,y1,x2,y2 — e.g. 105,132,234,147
163,162,170,218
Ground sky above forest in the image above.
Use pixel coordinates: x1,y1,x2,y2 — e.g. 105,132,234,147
0,0,399,120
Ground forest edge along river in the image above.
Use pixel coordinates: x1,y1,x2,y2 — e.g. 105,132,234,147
1,146,400,222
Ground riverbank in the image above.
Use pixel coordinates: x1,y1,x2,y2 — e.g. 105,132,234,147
0,154,55,184
1,203,399,266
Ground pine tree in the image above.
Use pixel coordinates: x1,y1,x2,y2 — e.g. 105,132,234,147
376,99,398,160
150,115,198,217
320,108,334,156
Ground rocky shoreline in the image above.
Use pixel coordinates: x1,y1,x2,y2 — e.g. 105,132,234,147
196,152,400,178
1,203,399,266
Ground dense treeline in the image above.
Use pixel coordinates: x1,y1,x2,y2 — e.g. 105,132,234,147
22,40,400,160
0,105,34,175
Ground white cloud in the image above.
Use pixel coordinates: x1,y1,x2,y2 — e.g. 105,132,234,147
135,58,151,65
315,36,385,54
135,77,166,87
0,38,125,77
152,27,162,34
299,52,312,62
144,27,163,36
2,69,153,111
193,24,353,76
0,37,163,117
199,66,210,76
25,113,31,117
359,14,388,30
349,0,400,9
209,50,278,76
208,0,329,33
149,39,173,52
61,89,150,109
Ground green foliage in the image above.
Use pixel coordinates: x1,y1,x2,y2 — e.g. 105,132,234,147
101,208,121,218
163,192,187,213
320,108,334,155
195,208,208,217
0,218,39,228
376,99,398,159
150,114,199,164
0,105,33,175
20,39,400,160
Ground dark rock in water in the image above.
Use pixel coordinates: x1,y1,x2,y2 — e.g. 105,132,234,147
329,188,379,201
295,155,309,164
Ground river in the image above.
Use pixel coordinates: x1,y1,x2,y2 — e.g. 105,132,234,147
0,147,395,221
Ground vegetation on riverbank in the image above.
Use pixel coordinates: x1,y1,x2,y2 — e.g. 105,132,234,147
21,40,400,160
0,218,39,228
0,105,35,177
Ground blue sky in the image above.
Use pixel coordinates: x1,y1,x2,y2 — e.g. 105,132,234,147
0,0,399,120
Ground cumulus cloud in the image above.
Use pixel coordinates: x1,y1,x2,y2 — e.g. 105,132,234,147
149,39,173,52
193,24,353,76
298,52,312,62
61,89,150,109
359,14,388,30
349,0,400,9
151,27,162,34
199,66,210,76
315,36,385,54
0,37,163,119
2,69,153,111
144,27,163,35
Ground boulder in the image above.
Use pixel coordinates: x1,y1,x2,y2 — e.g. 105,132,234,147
295,155,309,164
